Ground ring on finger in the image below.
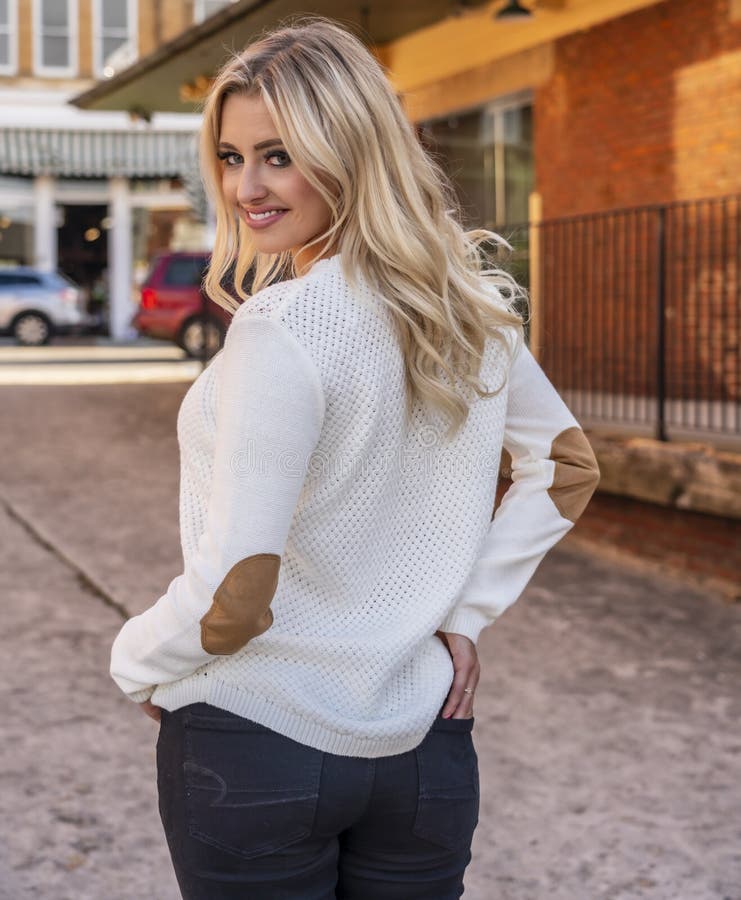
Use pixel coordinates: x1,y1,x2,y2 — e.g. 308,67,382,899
463,688,473,694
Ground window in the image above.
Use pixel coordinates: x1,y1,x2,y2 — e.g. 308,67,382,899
0,0,18,74
162,257,208,287
0,273,43,287
420,92,534,229
33,0,78,76
194,0,235,23
94,0,136,77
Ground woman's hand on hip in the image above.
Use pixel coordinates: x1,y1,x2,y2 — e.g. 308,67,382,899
435,630,480,719
140,699,161,723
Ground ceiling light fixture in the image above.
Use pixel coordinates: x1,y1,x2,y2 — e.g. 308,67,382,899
494,0,534,21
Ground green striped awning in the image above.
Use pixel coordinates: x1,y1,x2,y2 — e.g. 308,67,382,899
0,127,198,178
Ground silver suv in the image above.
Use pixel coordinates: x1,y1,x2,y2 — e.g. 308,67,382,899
0,268,87,345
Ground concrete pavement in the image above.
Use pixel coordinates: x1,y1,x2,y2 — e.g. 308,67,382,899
0,338,204,385
1,378,740,900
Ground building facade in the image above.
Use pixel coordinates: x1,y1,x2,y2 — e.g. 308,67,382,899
25,0,738,434
0,0,235,338
387,0,741,222
386,0,740,429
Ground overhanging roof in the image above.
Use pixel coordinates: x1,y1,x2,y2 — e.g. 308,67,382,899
72,0,487,116
0,127,197,177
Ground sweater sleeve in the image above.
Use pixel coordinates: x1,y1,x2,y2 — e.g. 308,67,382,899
110,309,325,701
437,337,600,645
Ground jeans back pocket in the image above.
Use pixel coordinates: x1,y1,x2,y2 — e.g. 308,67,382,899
412,715,480,851
183,705,324,861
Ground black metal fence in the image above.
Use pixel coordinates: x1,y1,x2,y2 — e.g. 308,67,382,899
493,194,741,441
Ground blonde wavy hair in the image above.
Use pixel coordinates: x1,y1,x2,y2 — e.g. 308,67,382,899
201,16,528,440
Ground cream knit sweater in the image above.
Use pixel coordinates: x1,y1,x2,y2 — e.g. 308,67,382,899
110,254,600,758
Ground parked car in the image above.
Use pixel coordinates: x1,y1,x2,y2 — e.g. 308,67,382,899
0,267,87,346
133,252,234,359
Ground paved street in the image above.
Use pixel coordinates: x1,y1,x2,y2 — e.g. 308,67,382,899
0,377,740,900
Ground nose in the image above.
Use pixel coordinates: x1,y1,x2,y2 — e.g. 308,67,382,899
236,164,269,207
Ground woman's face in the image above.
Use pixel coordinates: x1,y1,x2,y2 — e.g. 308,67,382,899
218,92,333,266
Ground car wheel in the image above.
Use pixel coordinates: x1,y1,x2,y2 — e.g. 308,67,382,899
13,312,53,346
179,317,225,359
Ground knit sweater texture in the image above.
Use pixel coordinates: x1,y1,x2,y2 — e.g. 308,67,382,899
110,253,600,758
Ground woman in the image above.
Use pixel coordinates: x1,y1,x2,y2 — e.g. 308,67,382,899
110,17,600,899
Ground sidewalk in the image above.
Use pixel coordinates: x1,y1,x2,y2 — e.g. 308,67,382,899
1,380,740,899
0,338,205,385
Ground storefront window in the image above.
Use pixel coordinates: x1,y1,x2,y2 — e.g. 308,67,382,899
420,94,534,229
0,206,34,266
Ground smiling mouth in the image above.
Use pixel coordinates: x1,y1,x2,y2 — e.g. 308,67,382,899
246,209,288,221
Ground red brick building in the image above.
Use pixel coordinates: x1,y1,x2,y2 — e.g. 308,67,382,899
536,0,741,217
74,0,740,438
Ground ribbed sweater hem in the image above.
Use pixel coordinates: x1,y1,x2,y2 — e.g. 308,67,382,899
152,675,448,759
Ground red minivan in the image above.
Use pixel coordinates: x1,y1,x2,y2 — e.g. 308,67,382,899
132,252,233,358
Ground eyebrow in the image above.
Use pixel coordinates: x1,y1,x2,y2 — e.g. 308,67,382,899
217,139,285,152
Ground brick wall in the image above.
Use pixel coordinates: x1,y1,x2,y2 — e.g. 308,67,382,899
495,471,740,596
574,493,741,593
536,0,741,218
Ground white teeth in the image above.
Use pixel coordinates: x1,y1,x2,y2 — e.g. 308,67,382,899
248,209,284,220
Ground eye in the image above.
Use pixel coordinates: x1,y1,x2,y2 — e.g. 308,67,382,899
265,150,291,168
217,150,242,167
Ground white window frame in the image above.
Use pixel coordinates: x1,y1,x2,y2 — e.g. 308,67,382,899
33,0,78,77
193,0,234,23
485,89,534,226
0,0,18,75
92,0,137,77
420,88,534,230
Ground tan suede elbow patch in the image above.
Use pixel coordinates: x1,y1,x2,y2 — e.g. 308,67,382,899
547,426,601,523
200,553,280,655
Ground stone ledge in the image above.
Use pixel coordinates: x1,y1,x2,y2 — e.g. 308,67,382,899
587,432,741,520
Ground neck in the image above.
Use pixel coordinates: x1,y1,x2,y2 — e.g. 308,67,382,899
292,237,337,274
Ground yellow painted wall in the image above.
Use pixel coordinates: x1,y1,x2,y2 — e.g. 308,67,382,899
8,0,188,83
381,0,667,97
79,0,93,78
140,0,196,57
17,0,32,75
401,43,554,123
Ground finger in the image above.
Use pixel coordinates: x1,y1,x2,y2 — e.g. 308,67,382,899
445,657,481,718
140,700,161,722
447,684,477,719
441,665,480,718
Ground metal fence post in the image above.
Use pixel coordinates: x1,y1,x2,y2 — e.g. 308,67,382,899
656,206,667,441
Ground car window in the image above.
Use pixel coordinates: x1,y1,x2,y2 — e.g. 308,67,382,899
0,273,43,287
54,272,80,289
162,258,208,287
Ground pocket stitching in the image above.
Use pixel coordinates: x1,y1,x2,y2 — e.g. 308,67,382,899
183,720,324,860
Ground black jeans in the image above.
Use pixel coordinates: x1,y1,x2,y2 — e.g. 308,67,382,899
157,703,480,899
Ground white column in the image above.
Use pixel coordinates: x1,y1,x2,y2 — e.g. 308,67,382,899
108,177,136,342
34,175,57,273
